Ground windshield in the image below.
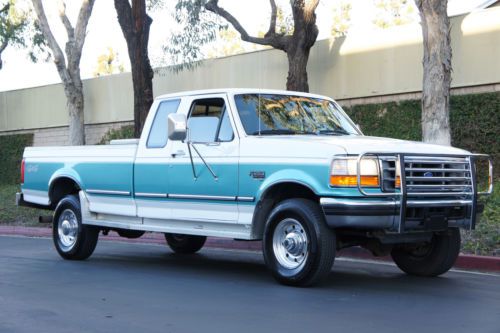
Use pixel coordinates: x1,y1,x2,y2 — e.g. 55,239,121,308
234,94,360,136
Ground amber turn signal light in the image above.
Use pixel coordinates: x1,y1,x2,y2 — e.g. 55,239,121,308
330,175,380,187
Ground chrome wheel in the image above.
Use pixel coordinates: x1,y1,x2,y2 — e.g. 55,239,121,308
272,218,309,270
57,209,79,251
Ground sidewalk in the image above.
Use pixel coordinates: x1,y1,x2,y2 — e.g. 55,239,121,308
1,225,498,273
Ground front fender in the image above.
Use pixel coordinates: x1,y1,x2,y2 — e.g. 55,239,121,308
256,168,326,201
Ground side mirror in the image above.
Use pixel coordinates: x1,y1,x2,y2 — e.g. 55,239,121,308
168,113,187,141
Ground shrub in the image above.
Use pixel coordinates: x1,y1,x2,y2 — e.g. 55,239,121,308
98,125,135,145
0,184,46,226
0,133,33,185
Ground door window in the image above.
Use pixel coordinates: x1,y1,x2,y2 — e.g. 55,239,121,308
188,98,234,143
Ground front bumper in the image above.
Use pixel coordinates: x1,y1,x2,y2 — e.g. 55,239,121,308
320,197,484,232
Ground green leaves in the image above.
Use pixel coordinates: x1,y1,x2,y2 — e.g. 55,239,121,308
0,132,32,185
161,0,222,72
0,0,49,70
98,125,135,144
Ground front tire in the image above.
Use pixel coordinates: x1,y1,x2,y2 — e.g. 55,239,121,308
391,228,461,277
263,199,336,287
53,194,99,260
164,233,207,254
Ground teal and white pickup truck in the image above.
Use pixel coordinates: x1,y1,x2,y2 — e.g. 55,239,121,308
17,89,493,286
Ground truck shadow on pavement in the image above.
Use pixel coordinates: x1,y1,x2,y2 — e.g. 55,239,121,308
82,244,465,293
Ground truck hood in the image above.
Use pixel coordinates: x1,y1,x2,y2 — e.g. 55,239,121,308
241,135,469,159
324,135,469,155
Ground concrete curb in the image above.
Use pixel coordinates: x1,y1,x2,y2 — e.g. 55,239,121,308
1,226,498,273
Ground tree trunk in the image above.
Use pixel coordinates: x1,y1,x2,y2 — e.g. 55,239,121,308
66,86,85,145
129,32,154,138
416,0,452,145
285,0,319,93
115,0,154,138
131,64,153,138
286,47,310,92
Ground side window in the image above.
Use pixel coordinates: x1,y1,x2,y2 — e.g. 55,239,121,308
147,99,181,148
187,98,234,143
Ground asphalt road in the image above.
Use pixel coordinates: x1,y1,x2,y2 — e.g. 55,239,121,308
0,236,499,333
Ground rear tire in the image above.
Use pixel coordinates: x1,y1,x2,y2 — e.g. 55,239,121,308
53,194,99,260
391,228,461,277
263,199,336,287
164,233,206,254
116,229,145,239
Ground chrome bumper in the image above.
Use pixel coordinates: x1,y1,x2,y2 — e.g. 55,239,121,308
320,197,483,231
320,197,396,229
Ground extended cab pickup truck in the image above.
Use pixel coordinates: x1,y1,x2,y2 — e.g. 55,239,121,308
17,89,493,286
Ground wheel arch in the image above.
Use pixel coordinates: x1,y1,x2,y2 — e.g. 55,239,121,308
48,172,83,207
251,180,320,239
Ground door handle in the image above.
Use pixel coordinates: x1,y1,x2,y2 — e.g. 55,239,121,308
171,150,186,157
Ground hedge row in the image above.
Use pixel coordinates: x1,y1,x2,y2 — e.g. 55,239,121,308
0,133,33,185
98,125,134,144
344,91,500,176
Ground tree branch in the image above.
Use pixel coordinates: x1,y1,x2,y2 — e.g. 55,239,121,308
0,39,8,69
265,0,277,37
58,1,75,41
0,3,10,15
205,0,286,50
73,0,96,60
304,0,320,22
0,39,7,53
31,0,69,82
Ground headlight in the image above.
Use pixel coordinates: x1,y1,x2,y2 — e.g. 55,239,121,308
330,157,380,187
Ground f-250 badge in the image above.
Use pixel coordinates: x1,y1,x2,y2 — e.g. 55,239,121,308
249,171,265,180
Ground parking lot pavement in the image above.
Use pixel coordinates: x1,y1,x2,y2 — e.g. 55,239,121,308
1,235,499,333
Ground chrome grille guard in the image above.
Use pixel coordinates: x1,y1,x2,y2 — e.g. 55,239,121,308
355,152,493,233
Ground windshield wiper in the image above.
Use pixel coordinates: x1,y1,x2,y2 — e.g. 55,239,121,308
251,129,316,135
318,128,350,136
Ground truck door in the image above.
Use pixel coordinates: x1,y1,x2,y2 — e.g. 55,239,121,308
168,94,239,222
134,98,182,219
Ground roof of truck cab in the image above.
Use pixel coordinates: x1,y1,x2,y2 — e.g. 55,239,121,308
155,88,335,102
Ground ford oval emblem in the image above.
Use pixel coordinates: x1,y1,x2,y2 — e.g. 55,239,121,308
423,172,433,177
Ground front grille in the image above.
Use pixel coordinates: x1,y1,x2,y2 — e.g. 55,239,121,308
381,156,473,198
404,156,472,197
381,158,397,192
